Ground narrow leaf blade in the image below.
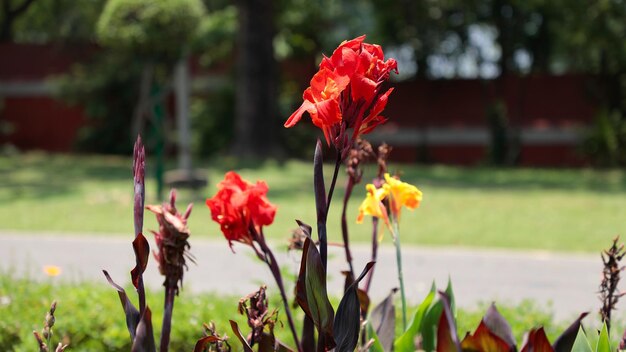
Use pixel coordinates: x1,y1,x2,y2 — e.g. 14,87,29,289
552,312,588,352
333,262,375,352
130,306,156,352
370,288,397,351
230,320,254,352
295,237,335,350
394,285,436,350
571,327,593,352
102,270,140,339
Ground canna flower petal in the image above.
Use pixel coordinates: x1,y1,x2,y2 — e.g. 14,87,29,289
207,171,277,249
356,183,390,227
384,173,423,218
286,35,398,151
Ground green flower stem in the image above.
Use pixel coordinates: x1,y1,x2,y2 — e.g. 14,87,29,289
391,219,407,330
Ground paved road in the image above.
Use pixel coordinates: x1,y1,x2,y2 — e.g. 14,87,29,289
0,231,603,321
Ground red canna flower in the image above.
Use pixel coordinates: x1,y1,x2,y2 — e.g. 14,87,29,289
146,190,193,293
206,171,277,249
285,35,398,153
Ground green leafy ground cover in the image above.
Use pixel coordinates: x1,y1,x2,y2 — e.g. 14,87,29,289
2,152,626,252
0,273,580,352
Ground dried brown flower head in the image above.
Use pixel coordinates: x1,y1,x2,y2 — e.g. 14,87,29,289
600,236,626,332
376,143,392,178
147,189,194,294
238,285,279,346
346,138,374,184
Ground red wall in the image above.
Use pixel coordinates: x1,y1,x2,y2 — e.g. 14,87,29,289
0,43,599,166
1,97,85,152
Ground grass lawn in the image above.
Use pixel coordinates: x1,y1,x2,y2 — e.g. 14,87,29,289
2,152,626,253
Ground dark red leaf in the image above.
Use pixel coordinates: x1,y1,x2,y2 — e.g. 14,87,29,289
258,332,276,352
230,320,254,352
461,321,511,352
193,336,221,352
552,312,588,352
521,327,554,352
313,139,327,221
131,233,150,290
131,306,156,352
333,262,375,352
483,303,516,349
133,135,145,237
301,315,316,352
313,139,328,269
295,237,335,350
102,270,140,339
436,291,461,352
370,288,397,351
296,220,313,238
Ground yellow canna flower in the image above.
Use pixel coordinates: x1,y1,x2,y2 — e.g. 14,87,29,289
384,173,423,219
356,183,390,227
43,265,62,277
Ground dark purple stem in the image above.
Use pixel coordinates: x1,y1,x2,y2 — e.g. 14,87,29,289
133,135,147,316
340,178,356,281
256,234,302,352
325,150,343,215
160,286,176,352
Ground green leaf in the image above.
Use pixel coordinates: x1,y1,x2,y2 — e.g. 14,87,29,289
367,322,385,352
421,287,446,351
571,327,593,352
295,237,335,350
394,284,436,351
596,322,611,352
444,277,456,320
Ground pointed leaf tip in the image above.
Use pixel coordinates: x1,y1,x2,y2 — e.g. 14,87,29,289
333,262,375,351
483,302,516,349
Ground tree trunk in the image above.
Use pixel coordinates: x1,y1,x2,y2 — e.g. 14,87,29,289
233,0,277,157
0,0,38,42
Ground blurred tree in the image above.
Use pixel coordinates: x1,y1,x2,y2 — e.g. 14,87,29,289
9,0,105,43
0,0,37,41
231,0,277,157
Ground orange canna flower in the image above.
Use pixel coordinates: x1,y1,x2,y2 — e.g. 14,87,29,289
383,173,423,219
286,35,398,151
284,68,350,146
